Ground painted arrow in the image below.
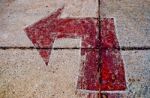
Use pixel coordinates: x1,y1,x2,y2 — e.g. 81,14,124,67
25,7,99,65
24,7,126,92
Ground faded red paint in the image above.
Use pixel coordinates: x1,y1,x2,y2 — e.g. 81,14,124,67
101,18,126,90
101,18,119,49
24,7,126,94
101,49,126,90
77,49,126,91
77,19,126,91
77,49,99,90
25,7,99,65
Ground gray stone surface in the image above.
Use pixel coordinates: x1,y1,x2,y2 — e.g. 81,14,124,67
101,0,150,47
0,49,84,98
0,49,149,97
0,0,98,47
122,50,150,98
0,0,150,98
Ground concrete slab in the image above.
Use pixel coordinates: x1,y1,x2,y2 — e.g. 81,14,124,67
0,0,149,98
122,50,150,98
0,0,98,47
78,50,150,98
0,49,149,98
100,0,150,47
0,49,84,98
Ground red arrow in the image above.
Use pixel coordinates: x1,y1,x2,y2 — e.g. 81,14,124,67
24,7,126,92
25,7,99,65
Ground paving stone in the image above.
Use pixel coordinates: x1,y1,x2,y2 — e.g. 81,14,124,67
100,0,150,47
0,0,98,47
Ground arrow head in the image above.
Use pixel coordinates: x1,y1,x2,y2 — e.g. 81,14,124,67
24,7,64,65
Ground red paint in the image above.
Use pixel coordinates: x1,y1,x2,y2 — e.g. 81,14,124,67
101,18,119,48
25,7,99,65
77,49,99,90
101,18,126,90
77,19,126,91
101,49,126,90
24,7,126,93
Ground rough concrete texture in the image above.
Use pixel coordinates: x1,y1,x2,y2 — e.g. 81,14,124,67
1,0,150,47
0,0,150,98
101,0,150,47
0,50,150,98
0,49,83,98
0,0,98,47
122,50,150,98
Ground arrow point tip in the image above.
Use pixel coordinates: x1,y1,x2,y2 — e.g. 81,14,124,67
45,61,49,66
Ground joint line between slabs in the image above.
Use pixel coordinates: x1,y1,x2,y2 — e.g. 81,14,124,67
0,46,150,50
98,0,102,97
